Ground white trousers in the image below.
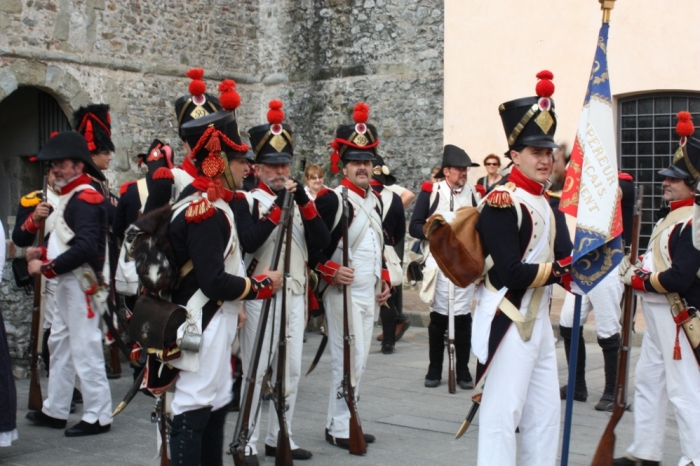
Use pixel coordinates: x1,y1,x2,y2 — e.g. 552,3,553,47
44,278,57,329
559,266,622,338
477,302,560,466
239,292,305,454
323,279,377,438
626,299,700,466
426,255,474,316
171,306,239,415
42,273,112,425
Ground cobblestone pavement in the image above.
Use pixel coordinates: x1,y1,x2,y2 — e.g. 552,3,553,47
1,325,682,466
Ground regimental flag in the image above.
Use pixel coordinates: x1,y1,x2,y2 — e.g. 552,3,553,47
559,22,624,293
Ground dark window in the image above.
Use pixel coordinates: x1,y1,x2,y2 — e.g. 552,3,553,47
618,93,700,252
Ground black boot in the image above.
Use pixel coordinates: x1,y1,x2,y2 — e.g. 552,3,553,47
559,326,588,401
230,356,242,412
169,406,211,466
201,406,227,466
596,333,620,411
454,314,473,388
425,312,447,386
42,328,51,376
380,296,398,350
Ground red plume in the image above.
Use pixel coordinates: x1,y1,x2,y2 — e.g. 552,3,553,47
676,111,695,138
267,100,284,124
353,102,370,123
187,68,206,97
218,79,241,111
535,70,555,98
84,120,96,152
50,131,59,138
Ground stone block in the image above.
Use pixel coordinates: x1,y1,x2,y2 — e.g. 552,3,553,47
262,72,288,85
53,13,70,41
11,61,47,88
0,66,18,97
0,0,22,14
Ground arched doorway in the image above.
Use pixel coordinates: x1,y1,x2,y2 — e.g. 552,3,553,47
0,87,71,231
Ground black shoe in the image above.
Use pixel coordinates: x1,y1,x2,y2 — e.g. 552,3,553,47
424,378,440,388
243,454,259,466
458,379,474,390
25,410,67,429
559,385,588,402
72,388,83,404
595,393,614,412
364,433,375,444
612,456,661,465
64,420,111,437
325,429,350,450
381,343,395,355
264,444,313,460
395,320,411,342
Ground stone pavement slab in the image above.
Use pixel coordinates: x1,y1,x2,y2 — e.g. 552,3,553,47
0,326,684,466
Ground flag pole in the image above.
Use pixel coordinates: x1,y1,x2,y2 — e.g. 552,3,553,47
601,0,616,23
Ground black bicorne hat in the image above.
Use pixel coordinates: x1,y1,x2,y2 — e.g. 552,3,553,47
434,144,479,179
248,100,293,164
659,111,700,184
37,131,105,181
174,68,222,140
499,70,560,157
372,154,397,186
73,104,115,154
330,102,379,174
138,139,174,174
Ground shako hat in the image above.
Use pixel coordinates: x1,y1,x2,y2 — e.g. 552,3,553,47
329,102,379,173
659,111,700,184
499,70,560,157
174,68,222,140
37,131,105,181
434,144,479,179
137,139,174,182
248,100,293,164
73,104,115,154
372,154,397,186
181,79,251,199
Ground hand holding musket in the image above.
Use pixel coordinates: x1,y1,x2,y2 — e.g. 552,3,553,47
591,184,643,466
27,175,48,411
230,190,294,466
341,186,367,456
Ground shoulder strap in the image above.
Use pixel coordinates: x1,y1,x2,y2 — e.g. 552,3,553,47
136,178,148,210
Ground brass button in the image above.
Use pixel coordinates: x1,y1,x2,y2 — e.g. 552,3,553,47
217,300,223,306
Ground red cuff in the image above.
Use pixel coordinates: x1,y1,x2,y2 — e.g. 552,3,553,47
266,205,282,225
251,275,274,300
560,274,574,292
22,214,40,234
316,261,341,285
41,260,57,279
298,201,318,220
381,268,391,284
630,274,646,291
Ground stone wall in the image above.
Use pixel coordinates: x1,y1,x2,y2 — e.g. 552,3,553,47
0,0,444,371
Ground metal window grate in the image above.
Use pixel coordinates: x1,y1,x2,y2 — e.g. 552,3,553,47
618,93,700,253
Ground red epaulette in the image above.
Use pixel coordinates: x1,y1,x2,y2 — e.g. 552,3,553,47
475,184,486,197
316,188,333,198
152,167,174,181
618,172,634,181
485,189,513,208
119,180,137,196
233,191,247,201
185,197,216,223
421,181,433,193
77,189,105,205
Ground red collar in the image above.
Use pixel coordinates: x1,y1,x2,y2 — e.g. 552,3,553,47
180,156,198,178
60,174,92,195
369,180,384,188
670,197,694,211
508,167,546,195
191,176,234,203
255,180,276,196
341,177,370,198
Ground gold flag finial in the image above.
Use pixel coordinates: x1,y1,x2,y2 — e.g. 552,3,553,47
600,0,616,23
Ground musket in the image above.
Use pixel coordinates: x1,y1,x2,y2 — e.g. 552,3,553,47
273,212,294,466
446,191,456,394
341,187,367,456
151,394,171,466
230,191,294,466
591,184,643,466
27,175,48,411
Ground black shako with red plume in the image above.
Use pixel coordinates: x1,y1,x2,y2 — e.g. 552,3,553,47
73,104,115,154
659,111,700,184
329,102,379,174
498,70,559,157
174,68,222,140
248,99,294,164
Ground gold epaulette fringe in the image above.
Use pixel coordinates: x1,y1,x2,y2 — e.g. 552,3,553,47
185,197,215,223
485,190,514,208
20,190,42,207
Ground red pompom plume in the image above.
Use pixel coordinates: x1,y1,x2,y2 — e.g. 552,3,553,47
267,100,284,124
187,68,206,97
535,70,555,98
676,111,694,138
218,79,241,111
353,102,370,123
49,131,59,138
